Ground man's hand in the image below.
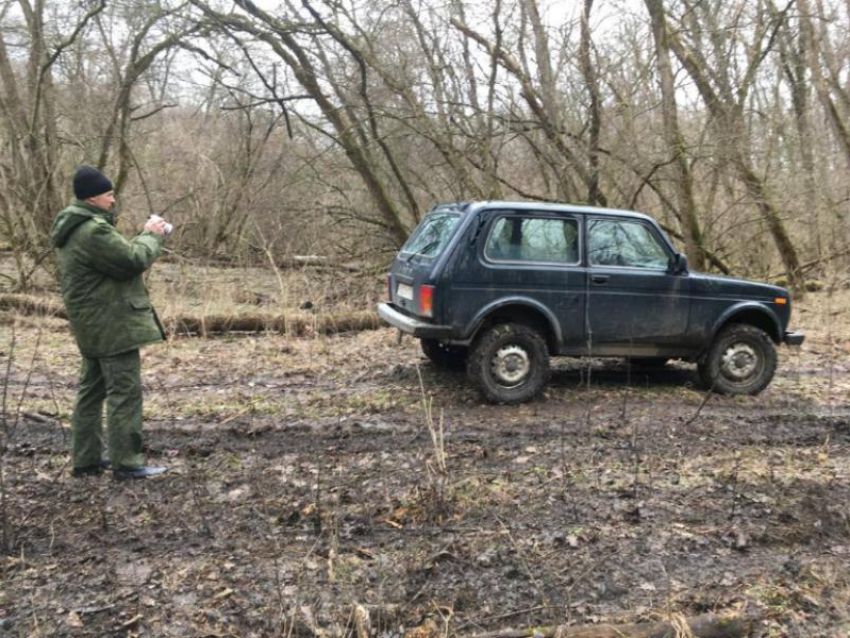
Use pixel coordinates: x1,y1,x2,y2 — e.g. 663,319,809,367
144,215,172,236
144,219,167,235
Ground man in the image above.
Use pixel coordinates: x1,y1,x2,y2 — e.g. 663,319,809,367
50,166,170,480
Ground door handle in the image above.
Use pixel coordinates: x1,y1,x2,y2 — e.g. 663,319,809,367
591,274,609,284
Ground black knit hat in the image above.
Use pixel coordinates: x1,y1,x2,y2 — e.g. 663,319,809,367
73,166,113,200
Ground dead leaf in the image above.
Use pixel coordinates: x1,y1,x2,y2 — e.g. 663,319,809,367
354,603,371,638
67,611,84,628
404,618,438,638
120,614,142,629
116,560,153,585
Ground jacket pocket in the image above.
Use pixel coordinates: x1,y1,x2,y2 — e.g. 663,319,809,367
127,299,152,310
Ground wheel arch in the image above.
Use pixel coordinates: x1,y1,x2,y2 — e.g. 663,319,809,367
710,303,783,344
466,298,561,353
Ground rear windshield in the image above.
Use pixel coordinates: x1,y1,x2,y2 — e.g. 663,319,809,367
400,213,461,258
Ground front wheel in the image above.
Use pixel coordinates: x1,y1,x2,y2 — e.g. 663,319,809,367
698,324,777,395
467,323,549,404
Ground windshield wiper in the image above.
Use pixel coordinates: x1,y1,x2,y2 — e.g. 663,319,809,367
404,239,440,262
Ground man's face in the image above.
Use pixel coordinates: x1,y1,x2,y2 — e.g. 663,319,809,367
87,190,116,211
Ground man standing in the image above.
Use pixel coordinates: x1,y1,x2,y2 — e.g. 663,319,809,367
50,166,170,480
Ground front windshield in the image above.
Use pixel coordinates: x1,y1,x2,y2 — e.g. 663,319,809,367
401,213,461,258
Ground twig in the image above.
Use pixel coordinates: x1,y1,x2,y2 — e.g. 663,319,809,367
683,388,714,428
160,378,213,537
496,518,549,608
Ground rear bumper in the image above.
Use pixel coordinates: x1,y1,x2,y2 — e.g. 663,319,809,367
376,302,454,339
783,331,805,346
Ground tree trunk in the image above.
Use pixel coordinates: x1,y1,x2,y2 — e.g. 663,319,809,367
0,293,380,337
797,0,850,170
645,0,707,269
193,0,410,246
778,14,823,259
579,0,604,206
663,12,805,292
451,17,607,206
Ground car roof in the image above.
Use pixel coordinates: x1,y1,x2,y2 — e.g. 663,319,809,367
430,200,657,224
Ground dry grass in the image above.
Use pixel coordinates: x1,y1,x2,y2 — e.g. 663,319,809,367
1,260,849,636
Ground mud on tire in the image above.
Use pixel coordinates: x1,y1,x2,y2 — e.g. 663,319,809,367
421,339,468,371
467,323,549,404
697,324,777,395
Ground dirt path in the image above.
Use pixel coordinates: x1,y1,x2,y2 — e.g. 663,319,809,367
2,300,849,636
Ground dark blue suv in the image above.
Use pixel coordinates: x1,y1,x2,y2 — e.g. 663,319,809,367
378,201,804,403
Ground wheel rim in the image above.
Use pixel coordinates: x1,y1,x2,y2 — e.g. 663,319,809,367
720,342,760,381
491,344,531,387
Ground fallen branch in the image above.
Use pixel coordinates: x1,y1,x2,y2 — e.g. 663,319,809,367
0,293,67,319
157,253,362,273
167,310,380,336
21,411,62,426
465,612,752,638
280,255,361,273
1,293,381,337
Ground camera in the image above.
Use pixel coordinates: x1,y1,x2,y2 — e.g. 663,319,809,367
148,214,174,235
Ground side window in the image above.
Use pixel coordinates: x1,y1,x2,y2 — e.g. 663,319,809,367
588,219,669,269
485,216,579,264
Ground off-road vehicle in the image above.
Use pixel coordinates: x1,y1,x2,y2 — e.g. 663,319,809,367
378,201,804,403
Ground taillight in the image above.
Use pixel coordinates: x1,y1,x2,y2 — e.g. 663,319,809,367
387,275,392,300
419,285,434,317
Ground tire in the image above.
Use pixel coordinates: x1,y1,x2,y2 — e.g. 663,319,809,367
467,323,549,404
697,324,777,395
628,357,669,368
421,339,468,371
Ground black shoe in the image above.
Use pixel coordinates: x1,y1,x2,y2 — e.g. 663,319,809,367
71,460,112,477
113,466,167,480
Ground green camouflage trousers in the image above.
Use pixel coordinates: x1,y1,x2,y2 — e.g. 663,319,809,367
71,349,144,470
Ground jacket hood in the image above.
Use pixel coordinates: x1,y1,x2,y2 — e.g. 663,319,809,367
50,201,114,248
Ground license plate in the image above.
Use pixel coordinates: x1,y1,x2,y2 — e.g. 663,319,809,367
397,283,414,301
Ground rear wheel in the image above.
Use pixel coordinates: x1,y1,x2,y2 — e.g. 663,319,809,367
697,324,776,395
421,339,468,371
467,323,549,404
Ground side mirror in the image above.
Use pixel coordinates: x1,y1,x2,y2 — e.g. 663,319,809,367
670,253,689,275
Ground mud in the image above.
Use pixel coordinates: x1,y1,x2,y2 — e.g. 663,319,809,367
1,308,849,637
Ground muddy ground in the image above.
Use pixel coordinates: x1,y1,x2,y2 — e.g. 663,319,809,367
1,289,849,637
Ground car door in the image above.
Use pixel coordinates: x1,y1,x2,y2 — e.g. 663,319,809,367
585,217,690,354
448,210,587,351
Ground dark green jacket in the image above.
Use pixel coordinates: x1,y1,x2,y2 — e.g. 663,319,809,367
49,200,166,358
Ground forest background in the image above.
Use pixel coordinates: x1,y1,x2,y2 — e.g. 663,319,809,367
1,0,849,291
2,1,850,636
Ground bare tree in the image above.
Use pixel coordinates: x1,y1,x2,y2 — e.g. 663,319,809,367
645,0,707,269
95,3,205,195
662,0,805,290
2,0,848,279
191,0,411,246
0,0,106,283
451,8,608,206
797,0,850,169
